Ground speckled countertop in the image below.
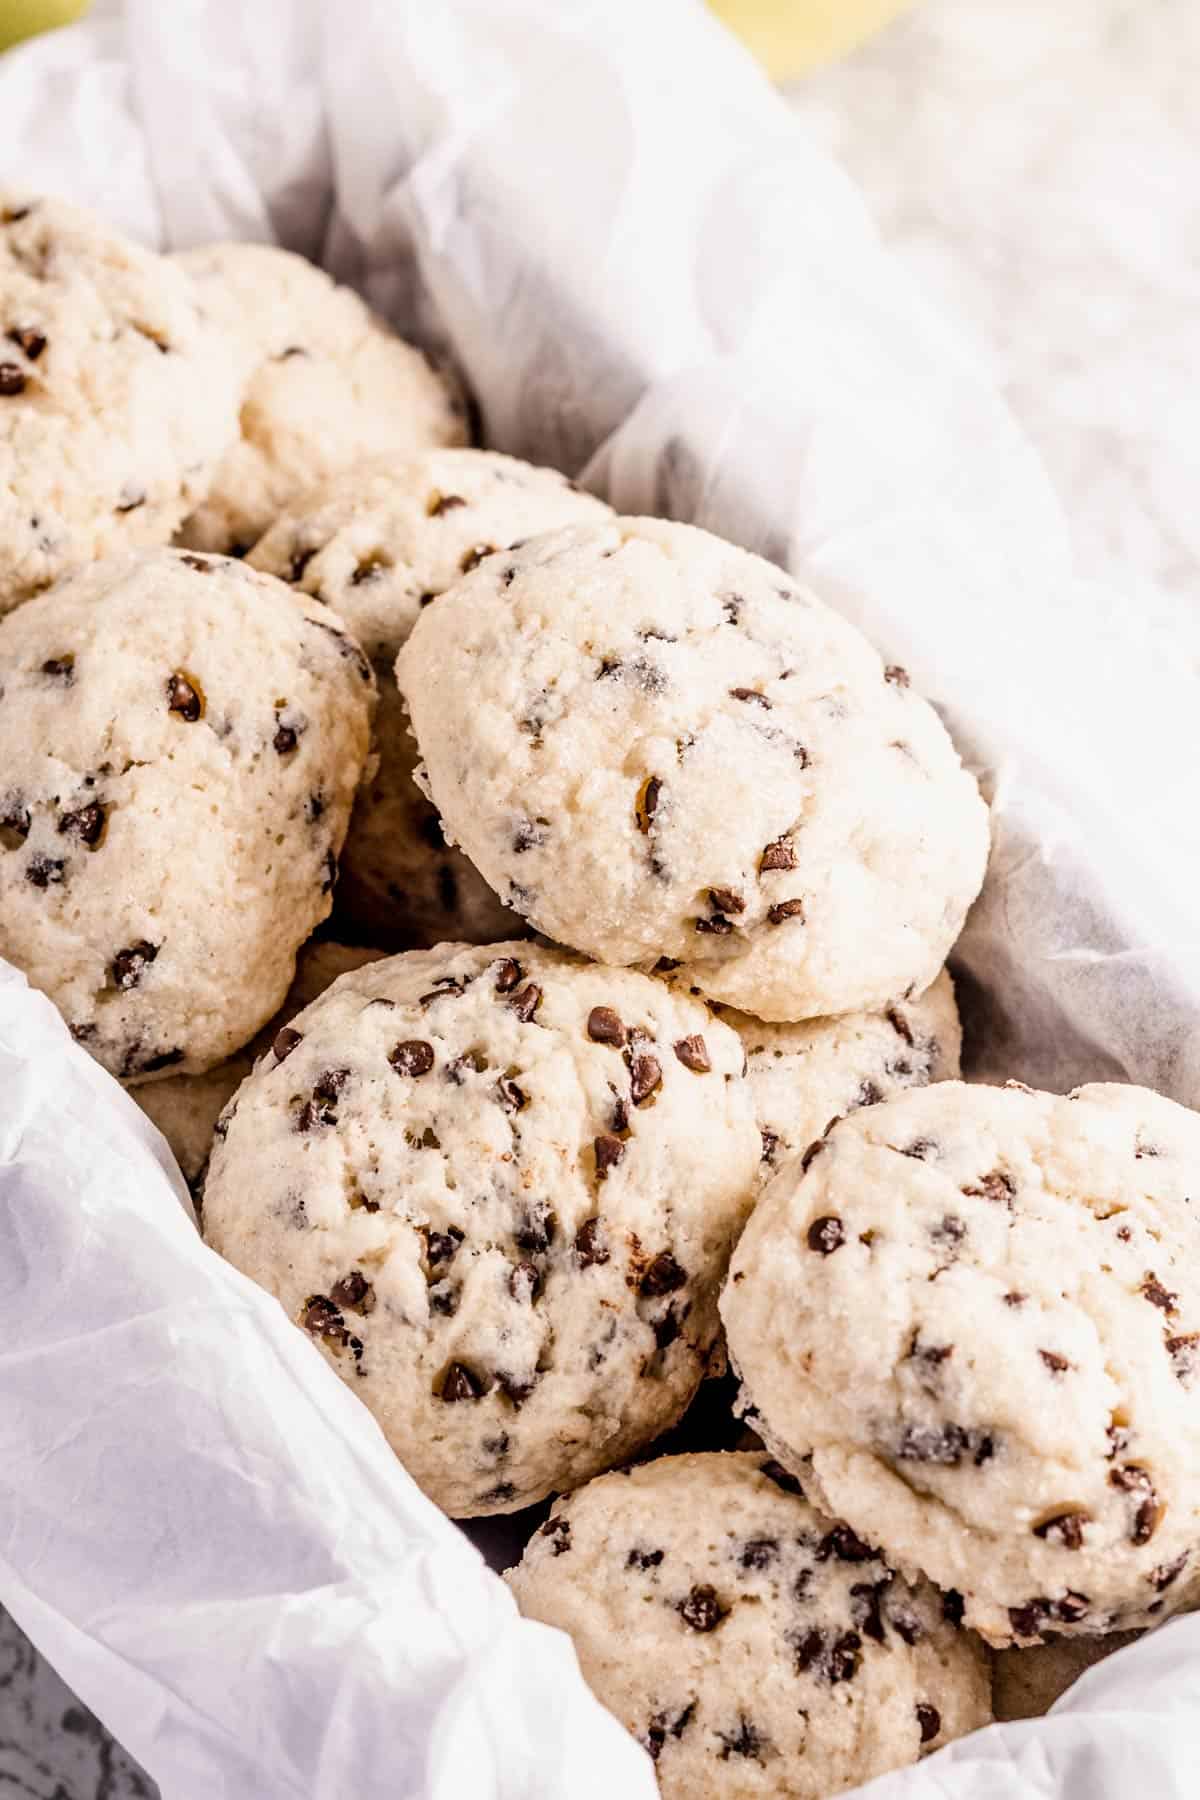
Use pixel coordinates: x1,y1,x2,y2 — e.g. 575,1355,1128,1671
2,0,1195,1792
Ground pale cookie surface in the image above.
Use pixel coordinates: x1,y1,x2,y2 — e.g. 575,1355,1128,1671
698,969,960,1186
135,941,382,1188
0,192,239,615
0,549,373,1081
173,243,466,553
723,1081,1200,1645
397,518,989,1021
202,943,759,1515
508,1452,991,1799
249,449,611,943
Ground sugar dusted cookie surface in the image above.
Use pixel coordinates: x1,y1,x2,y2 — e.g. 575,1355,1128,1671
202,943,759,1515
508,1452,991,1799
0,193,239,615
0,549,373,1081
723,1080,1200,1645
397,517,989,1021
174,243,467,553
249,449,611,943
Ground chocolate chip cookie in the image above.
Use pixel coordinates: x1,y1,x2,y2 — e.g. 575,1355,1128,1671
723,1080,1200,1645
201,943,759,1515
172,243,467,553
674,967,961,1187
0,548,374,1080
396,518,989,1021
507,1452,991,1798
249,448,611,943
0,192,239,615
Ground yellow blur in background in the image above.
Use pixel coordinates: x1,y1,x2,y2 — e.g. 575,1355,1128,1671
0,0,86,53
2,1,913,71
709,0,914,79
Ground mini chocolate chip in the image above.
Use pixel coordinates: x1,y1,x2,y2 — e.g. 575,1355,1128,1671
426,1227,464,1266
850,1579,890,1643
709,887,745,915
678,1584,726,1632
1166,1332,1200,1382
760,1128,780,1164
759,1459,803,1496
1004,1291,1027,1307
901,1136,939,1161
0,362,27,395
115,483,144,513
274,1026,303,1062
1039,1349,1070,1375
135,1047,185,1075
166,672,203,721
759,837,796,873
58,801,105,847
964,1169,1017,1206
510,1262,540,1304
541,1516,572,1554
313,1068,350,1106
296,1096,335,1133
587,1005,626,1046
673,1034,711,1073
7,326,45,361
1033,1510,1090,1550
694,913,733,935
635,776,662,834
179,554,211,573
420,977,466,1007
891,1612,924,1646
440,1362,482,1402
1151,1551,1189,1592
594,1133,625,1179
300,1295,346,1343
350,556,387,586
289,547,316,583
390,1039,435,1078
640,1252,686,1297
330,1270,375,1314
629,1053,662,1106
273,721,298,754
930,1214,966,1250
885,665,910,687
716,1717,770,1763
575,1217,609,1266
427,491,468,516
459,542,496,573
496,1075,527,1113
729,687,771,708
818,1523,875,1564
512,816,548,853
508,983,542,1023
111,940,158,990
767,897,805,925
627,1546,665,1570
885,1007,915,1048
610,1095,630,1133
739,1537,779,1571
430,1281,459,1316
493,957,523,993
807,1215,844,1254
896,1423,993,1467
515,1202,556,1254
1142,1274,1178,1314
1110,1465,1161,1544
41,655,74,683
916,1703,940,1744
1007,1604,1044,1640
0,804,32,849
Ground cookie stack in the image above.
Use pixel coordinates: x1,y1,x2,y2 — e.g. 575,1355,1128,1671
2,191,1193,1799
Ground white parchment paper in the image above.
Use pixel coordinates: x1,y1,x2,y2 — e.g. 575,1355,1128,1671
2,2,1199,1795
